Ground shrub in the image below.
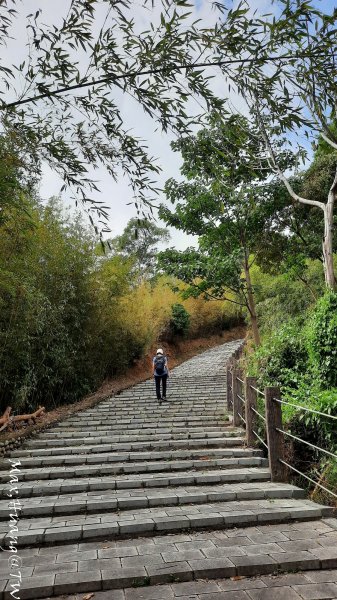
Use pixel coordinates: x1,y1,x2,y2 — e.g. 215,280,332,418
245,320,308,390
251,260,324,335
169,303,190,337
306,291,337,388
287,387,337,451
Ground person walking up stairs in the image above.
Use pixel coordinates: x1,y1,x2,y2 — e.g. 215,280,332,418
152,348,169,402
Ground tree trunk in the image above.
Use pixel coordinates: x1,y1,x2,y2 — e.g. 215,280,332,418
322,193,336,290
243,253,261,346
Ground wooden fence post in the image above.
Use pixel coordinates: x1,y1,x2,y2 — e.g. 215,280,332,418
265,387,286,482
226,363,233,411
245,376,258,447
232,367,241,427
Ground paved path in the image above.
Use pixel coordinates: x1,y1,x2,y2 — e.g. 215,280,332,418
0,339,336,599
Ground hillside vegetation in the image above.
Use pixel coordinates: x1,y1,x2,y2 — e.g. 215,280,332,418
0,185,242,413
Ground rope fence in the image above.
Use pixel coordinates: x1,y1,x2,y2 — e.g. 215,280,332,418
273,396,337,421
226,356,337,501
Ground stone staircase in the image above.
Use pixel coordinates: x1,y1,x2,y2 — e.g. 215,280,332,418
0,339,336,600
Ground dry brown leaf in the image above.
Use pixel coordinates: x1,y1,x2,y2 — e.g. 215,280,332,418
230,576,245,581
82,593,95,600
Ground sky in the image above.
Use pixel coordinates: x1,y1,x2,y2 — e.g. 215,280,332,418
2,0,336,249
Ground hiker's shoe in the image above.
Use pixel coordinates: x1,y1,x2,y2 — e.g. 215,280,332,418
162,397,168,401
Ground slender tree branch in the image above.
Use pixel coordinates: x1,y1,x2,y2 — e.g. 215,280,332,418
2,51,330,110
329,167,337,198
320,132,337,151
253,96,326,211
285,69,337,148
186,280,245,307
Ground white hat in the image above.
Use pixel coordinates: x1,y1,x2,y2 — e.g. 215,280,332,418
156,348,164,355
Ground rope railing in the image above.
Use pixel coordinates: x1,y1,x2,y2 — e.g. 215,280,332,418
249,384,265,397
252,429,268,449
273,397,337,421
276,428,337,461
279,459,337,500
251,406,266,422
225,356,337,497
249,406,268,450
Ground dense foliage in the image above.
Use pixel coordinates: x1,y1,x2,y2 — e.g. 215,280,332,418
107,217,170,281
0,0,225,222
243,278,337,503
0,191,239,413
307,292,337,389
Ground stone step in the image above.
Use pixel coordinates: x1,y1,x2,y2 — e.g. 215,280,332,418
81,401,227,409
0,482,306,519
69,401,227,407
54,419,228,429
0,447,263,469
3,519,336,600
67,411,228,419
0,456,269,482
50,424,231,434
80,411,227,417
102,386,227,390
67,401,227,405
0,498,332,549
68,399,227,404
36,425,231,437
0,467,271,499
10,437,245,458
47,569,337,600
78,408,227,415
105,389,227,394
56,413,228,420
99,393,227,397
22,433,245,449
70,399,227,405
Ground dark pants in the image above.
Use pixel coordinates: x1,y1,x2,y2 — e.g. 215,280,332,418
154,374,168,400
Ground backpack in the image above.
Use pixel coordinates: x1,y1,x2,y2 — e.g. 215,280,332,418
155,355,166,375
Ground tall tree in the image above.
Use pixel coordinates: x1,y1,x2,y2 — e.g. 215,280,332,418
158,114,292,345
108,217,170,280
211,1,337,287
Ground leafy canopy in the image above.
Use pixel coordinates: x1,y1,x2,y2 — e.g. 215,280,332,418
158,113,292,304
0,0,225,227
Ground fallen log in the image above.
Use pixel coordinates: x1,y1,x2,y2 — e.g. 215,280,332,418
0,406,45,432
12,406,45,423
0,406,12,426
